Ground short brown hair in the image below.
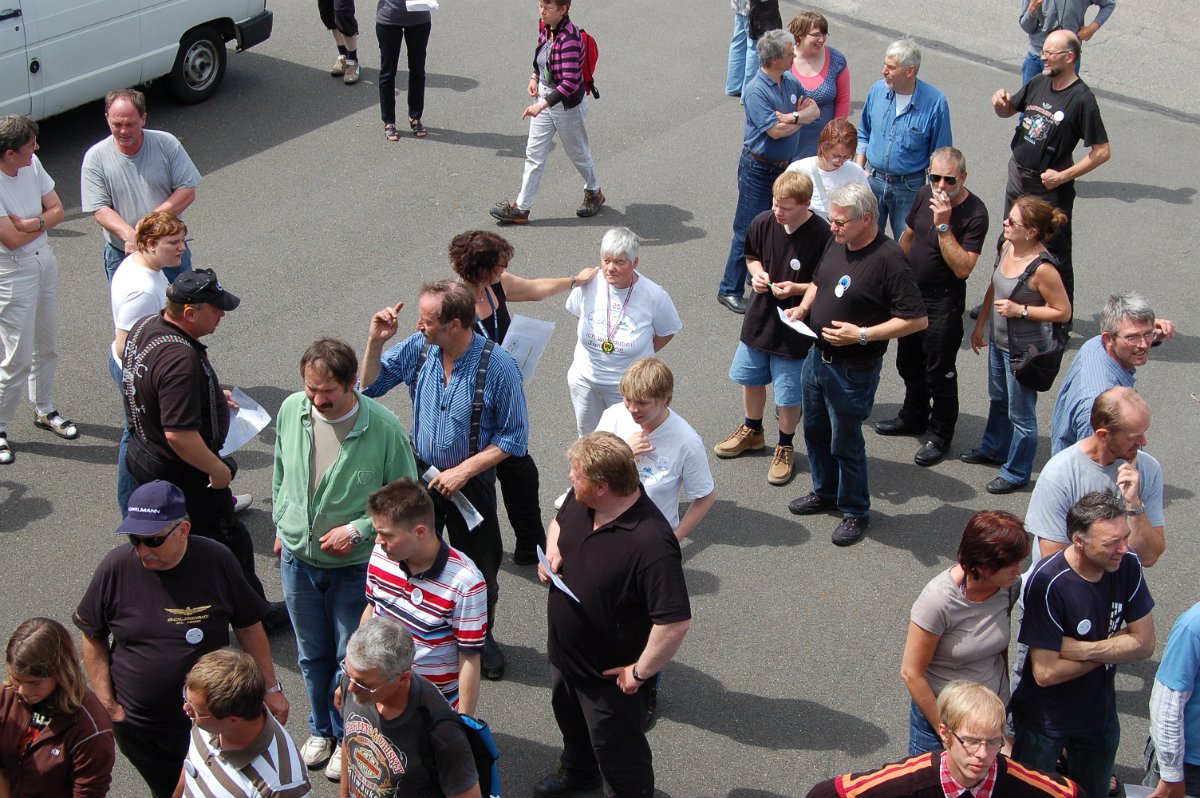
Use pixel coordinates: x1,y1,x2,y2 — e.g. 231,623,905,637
6,618,88,716
1090,386,1148,435
135,211,187,253
0,116,38,156
368,478,435,529
449,230,515,286
956,510,1030,580
788,11,829,40
773,170,814,205
568,432,640,496
301,338,358,388
185,649,265,720
105,89,147,116
620,357,673,404
817,119,857,160
421,280,475,328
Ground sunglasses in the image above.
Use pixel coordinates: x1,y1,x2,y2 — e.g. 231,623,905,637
128,520,183,549
928,173,959,186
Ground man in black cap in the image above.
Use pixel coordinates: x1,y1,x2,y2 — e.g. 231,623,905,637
75,480,289,798
120,269,279,616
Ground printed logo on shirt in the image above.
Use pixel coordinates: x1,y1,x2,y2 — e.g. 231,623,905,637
345,716,409,797
165,606,213,626
636,454,670,485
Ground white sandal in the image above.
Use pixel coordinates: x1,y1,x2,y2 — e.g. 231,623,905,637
33,410,79,440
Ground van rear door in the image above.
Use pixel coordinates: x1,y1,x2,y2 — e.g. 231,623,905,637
26,0,140,119
0,1,29,116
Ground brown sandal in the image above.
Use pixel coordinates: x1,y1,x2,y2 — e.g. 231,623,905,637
409,118,427,138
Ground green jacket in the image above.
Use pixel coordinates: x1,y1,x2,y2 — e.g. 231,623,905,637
272,390,416,567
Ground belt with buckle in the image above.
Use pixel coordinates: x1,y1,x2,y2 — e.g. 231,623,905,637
869,168,925,184
745,148,789,170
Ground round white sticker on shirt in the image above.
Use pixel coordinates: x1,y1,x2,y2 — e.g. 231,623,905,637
1053,110,1065,123
411,587,424,607
1076,619,1092,636
185,627,204,645
790,93,797,105
790,258,802,271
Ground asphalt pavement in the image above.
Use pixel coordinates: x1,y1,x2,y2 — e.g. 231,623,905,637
3,0,1198,796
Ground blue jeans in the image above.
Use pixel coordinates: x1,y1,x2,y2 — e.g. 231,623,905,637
801,350,882,518
1012,710,1120,798
279,550,368,740
908,699,943,756
720,150,782,297
107,354,135,516
725,14,759,96
104,243,192,284
978,344,1039,485
867,171,924,240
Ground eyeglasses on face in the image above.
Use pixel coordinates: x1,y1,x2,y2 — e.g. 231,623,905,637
829,217,855,228
1117,331,1157,346
128,520,183,549
951,730,1005,754
339,658,398,694
928,173,959,186
1041,49,1070,58
1002,216,1027,228
181,689,214,720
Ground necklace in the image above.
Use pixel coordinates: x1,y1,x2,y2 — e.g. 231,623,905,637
603,276,636,354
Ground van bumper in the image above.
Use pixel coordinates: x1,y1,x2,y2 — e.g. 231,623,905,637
235,10,273,52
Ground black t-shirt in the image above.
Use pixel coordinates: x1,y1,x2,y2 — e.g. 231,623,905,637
475,280,513,343
73,537,268,735
903,187,990,290
741,210,832,358
548,488,692,683
122,313,230,466
1011,550,1154,737
807,233,926,363
1009,75,1108,172
341,674,478,798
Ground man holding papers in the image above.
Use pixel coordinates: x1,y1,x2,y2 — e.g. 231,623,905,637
713,170,831,487
536,432,691,798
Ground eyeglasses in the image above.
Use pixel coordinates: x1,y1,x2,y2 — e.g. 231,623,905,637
339,659,398,695
951,730,1005,754
128,520,183,549
928,173,959,186
1040,49,1070,58
1117,332,1157,346
829,217,854,228
181,689,214,720
809,31,828,39
1002,216,1027,228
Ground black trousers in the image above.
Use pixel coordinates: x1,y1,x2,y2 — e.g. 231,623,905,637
113,721,189,798
550,664,654,798
1002,157,1076,306
317,0,358,37
495,453,546,557
894,290,965,447
428,466,501,631
126,443,265,599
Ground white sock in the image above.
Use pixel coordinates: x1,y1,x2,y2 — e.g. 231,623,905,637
35,405,54,416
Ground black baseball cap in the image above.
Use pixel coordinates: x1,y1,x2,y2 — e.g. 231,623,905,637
167,268,240,311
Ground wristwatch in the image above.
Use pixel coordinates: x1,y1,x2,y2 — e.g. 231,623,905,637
346,523,363,546
858,326,869,345
265,681,284,695
36,216,45,231
791,111,800,124
631,664,651,683
935,223,949,234
1125,505,1146,517
1020,305,1029,318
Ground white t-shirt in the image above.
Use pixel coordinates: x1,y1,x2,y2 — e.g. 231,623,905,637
596,404,713,529
785,157,869,219
0,154,54,255
565,272,682,384
109,255,169,361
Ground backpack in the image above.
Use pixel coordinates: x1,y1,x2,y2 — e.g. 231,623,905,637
578,27,599,99
418,705,502,798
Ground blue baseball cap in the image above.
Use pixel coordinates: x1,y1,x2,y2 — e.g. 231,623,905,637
118,480,187,535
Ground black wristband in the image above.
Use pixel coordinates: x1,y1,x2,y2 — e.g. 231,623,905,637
631,664,651,683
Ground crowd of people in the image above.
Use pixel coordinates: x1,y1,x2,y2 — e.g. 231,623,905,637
0,0,1192,796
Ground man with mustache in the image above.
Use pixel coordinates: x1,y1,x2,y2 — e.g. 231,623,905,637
272,338,416,781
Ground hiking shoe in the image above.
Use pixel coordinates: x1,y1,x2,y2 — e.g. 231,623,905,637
342,60,359,84
788,492,837,515
330,55,347,76
33,410,78,440
713,424,765,458
300,735,335,769
324,743,343,782
831,515,870,546
534,768,602,798
576,188,605,218
767,445,795,485
490,200,530,224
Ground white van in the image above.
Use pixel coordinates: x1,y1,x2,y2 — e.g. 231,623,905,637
0,0,272,120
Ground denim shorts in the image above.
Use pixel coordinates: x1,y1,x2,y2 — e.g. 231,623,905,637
729,342,805,407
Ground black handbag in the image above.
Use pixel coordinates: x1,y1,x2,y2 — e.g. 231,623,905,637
1005,254,1069,392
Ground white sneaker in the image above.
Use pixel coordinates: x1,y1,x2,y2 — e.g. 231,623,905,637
232,493,253,513
324,743,343,782
553,490,569,510
300,735,335,769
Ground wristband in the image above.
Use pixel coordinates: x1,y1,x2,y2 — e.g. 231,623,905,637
631,664,651,683
1125,505,1146,517
265,681,283,695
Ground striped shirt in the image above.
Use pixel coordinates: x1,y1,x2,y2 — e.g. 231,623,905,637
1049,335,1135,454
366,541,487,709
363,332,528,470
534,15,585,107
181,713,309,798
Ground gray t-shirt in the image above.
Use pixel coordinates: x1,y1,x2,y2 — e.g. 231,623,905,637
376,0,431,26
80,129,201,248
910,568,1017,698
1025,442,1165,564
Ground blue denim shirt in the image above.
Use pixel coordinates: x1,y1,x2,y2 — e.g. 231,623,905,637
856,78,952,175
743,68,804,164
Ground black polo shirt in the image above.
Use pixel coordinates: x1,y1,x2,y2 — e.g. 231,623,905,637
808,233,926,363
547,487,691,683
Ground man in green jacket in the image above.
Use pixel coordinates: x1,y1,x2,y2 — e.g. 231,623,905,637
272,338,416,783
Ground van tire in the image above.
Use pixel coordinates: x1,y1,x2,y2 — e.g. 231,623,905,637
169,27,227,104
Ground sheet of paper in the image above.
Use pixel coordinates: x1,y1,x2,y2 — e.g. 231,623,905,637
777,307,818,338
219,388,271,457
405,0,438,10
421,466,484,530
537,545,580,603
501,314,556,387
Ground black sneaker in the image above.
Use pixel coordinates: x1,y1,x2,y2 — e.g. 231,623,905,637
482,634,506,680
788,492,837,516
533,767,602,798
831,515,869,546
